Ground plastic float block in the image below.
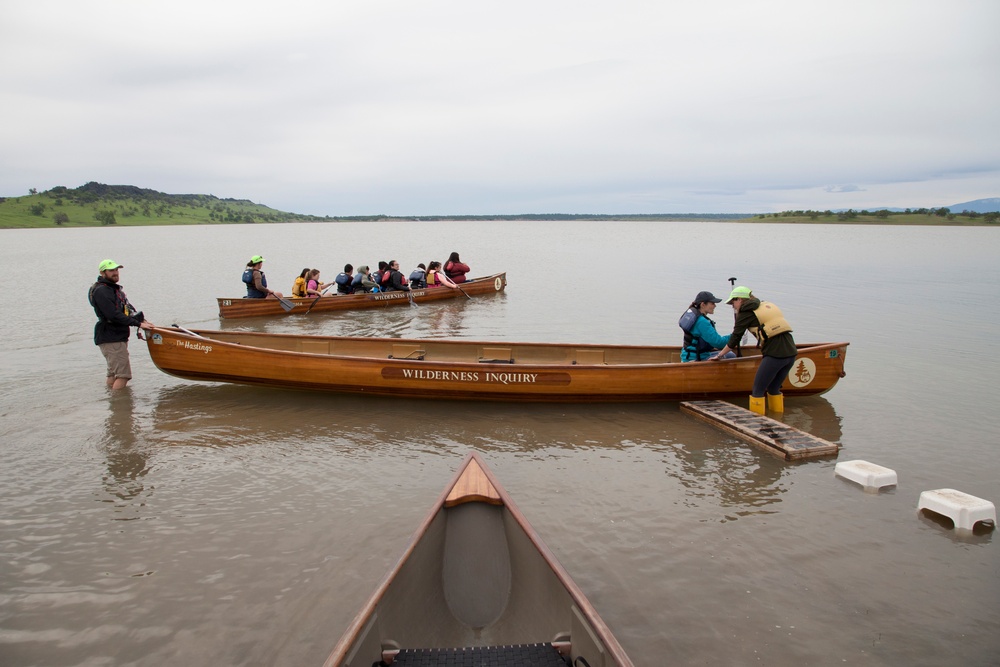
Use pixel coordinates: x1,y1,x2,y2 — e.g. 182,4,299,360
918,488,996,530
834,460,898,491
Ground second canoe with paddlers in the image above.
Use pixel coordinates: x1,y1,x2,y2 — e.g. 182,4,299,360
216,272,507,319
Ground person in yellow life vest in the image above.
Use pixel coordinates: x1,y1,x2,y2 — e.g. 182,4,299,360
291,268,310,298
712,286,796,416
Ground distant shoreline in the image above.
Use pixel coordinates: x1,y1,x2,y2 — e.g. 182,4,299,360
2,215,998,229
2,183,996,228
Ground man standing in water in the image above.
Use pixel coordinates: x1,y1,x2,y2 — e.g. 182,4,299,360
89,259,155,390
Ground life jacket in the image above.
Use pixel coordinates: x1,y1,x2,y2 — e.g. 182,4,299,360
335,272,353,293
291,276,307,297
243,268,267,298
750,301,792,341
409,269,426,289
426,270,441,287
679,308,718,359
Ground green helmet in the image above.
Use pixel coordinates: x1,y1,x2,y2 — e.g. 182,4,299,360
726,286,752,303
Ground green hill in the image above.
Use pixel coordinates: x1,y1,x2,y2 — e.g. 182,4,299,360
0,182,333,228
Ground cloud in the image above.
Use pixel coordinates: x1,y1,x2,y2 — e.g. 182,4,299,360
1,0,998,214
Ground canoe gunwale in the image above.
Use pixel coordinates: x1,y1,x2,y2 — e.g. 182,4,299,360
322,452,634,667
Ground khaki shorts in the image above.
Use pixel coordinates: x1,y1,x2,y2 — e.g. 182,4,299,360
100,341,132,379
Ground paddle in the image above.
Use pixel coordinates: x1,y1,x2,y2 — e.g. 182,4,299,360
305,285,334,314
275,294,297,312
406,290,419,307
456,284,471,299
171,324,208,338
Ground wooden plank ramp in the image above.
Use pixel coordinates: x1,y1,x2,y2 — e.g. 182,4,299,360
680,400,840,461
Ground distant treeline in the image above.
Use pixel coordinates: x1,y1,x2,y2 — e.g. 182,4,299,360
757,207,999,223
343,213,750,222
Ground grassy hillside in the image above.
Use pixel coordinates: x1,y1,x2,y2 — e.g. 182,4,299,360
0,182,333,229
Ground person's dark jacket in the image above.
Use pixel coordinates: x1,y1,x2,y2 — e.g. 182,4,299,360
384,269,410,292
726,297,796,358
90,277,143,345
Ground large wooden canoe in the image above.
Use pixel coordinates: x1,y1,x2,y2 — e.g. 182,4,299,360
324,451,634,667
145,326,848,402
216,272,507,318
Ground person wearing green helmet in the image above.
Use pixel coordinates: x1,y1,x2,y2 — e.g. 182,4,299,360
241,255,284,299
712,286,796,416
89,259,156,389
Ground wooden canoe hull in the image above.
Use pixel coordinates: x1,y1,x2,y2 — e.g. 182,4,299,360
145,327,848,402
324,451,634,667
216,272,507,318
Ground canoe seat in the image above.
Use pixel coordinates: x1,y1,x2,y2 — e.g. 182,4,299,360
479,347,514,364
572,349,606,365
389,643,569,666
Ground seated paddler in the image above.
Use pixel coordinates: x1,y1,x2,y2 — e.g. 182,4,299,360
242,255,284,299
679,290,735,362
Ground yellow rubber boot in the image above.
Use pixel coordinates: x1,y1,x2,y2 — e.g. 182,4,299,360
767,393,784,413
748,395,766,415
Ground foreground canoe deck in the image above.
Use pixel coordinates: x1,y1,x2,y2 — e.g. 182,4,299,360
217,272,507,318
324,452,634,667
146,326,848,402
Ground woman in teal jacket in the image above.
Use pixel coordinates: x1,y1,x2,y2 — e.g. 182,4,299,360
679,291,735,362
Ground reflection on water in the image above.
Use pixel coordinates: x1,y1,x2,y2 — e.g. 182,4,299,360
779,396,844,444
101,389,150,503
148,383,845,524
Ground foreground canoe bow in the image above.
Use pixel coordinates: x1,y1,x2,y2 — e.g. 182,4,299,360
145,326,848,402
216,272,507,318
324,452,634,667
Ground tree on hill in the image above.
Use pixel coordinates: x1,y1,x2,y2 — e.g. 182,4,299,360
95,210,117,225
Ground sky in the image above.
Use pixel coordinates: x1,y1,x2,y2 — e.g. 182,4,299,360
2,0,998,216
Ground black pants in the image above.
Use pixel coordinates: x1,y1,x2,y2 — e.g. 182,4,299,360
752,355,796,397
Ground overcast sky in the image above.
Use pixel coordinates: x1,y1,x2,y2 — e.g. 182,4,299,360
2,1,997,215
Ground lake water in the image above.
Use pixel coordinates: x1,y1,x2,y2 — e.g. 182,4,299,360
1,220,998,666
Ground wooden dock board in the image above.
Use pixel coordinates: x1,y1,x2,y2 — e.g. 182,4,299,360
680,400,840,461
